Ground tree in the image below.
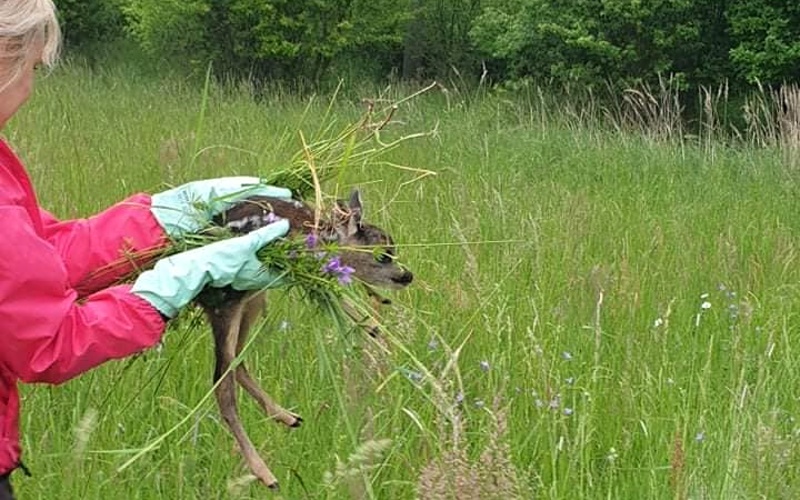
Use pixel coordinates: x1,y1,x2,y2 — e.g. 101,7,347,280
56,0,125,50
401,0,484,80
123,0,410,85
470,0,732,89
727,0,800,84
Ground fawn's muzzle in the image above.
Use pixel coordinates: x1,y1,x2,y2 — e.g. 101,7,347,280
392,270,414,286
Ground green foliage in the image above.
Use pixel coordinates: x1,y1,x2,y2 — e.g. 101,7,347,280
56,0,125,49
122,0,410,85
401,0,484,80
727,0,800,84
55,0,800,89
470,0,732,89
121,0,210,64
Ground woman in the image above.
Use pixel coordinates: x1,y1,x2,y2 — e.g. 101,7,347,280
0,2,291,498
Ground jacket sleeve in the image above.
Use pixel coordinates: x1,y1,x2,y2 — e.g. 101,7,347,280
39,194,168,296
0,206,165,384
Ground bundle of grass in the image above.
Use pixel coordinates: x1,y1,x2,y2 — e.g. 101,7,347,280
215,88,435,321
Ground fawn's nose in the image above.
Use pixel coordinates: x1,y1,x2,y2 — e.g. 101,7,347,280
392,270,414,285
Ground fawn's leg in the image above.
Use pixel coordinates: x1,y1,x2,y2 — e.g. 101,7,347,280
209,300,280,489
234,293,302,427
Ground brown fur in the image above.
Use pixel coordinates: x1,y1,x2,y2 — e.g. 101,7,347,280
195,191,412,489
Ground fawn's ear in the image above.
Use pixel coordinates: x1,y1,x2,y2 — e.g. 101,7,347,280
347,189,363,232
333,189,363,237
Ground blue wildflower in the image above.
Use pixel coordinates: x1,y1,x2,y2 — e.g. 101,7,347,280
400,368,423,383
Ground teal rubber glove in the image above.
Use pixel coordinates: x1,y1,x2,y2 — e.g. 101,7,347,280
151,177,292,238
131,219,290,318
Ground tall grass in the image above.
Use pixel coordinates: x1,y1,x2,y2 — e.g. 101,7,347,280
8,59,800,499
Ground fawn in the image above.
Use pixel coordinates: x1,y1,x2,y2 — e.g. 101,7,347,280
195,190,412,489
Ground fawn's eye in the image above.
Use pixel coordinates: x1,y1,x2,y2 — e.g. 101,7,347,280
376,252,393,264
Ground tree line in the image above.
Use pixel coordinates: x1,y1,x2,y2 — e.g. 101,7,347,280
57,0,800,91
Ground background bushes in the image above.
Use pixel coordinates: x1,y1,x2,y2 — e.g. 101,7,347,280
56,0,800,91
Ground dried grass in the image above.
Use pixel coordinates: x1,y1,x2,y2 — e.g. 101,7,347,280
417,404,526,500
742,83,800,167
605,75,684,143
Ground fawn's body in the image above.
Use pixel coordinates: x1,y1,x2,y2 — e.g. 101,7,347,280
196,192,412,489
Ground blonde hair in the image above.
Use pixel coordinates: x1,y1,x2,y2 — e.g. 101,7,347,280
0,0,61,92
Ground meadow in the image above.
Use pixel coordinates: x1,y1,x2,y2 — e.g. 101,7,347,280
7,60,800,499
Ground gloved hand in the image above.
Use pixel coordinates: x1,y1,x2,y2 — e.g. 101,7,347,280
151,177,292,238
131,219,290,318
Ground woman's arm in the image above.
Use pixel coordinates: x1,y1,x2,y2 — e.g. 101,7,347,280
38,193,169,296
0,206,165,384
39,177,294,296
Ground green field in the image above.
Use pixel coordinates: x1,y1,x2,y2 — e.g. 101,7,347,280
8,61,800,499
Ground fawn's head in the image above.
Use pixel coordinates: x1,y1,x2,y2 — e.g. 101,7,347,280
325,190,413,290
215,190,413,290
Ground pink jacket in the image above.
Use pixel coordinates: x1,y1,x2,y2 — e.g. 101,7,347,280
0,140,168,475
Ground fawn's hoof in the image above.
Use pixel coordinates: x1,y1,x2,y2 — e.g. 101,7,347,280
290,415,303,428
267,481,280,490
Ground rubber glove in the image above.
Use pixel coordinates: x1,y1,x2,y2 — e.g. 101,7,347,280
131,219,290,318
151,177,292,238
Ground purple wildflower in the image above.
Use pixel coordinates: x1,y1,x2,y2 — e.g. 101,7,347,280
305,233,319,249
322,256,342,273
321,256,355,285
337,269,355,285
